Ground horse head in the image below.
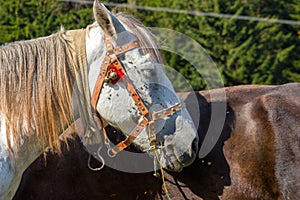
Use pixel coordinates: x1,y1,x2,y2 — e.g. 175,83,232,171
85,1,198,172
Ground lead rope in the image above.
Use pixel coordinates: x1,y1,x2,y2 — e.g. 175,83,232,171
153,145,172,200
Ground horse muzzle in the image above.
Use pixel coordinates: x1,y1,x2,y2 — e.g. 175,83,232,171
158,108,199,171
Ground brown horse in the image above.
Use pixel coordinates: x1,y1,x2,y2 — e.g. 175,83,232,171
14,83,300,200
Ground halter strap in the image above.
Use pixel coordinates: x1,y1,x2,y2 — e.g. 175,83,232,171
91,36,148,115
91,34,182,157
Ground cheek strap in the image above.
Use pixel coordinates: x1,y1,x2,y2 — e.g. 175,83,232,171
91,35,183,157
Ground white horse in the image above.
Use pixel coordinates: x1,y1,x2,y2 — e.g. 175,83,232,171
0,1,198,199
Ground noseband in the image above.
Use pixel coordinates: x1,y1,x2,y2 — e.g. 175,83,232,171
91,35,182,157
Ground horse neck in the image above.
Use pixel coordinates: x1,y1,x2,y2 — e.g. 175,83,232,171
85,25,106,95
11,27,107,158
1,29,94,167
0,27,107,200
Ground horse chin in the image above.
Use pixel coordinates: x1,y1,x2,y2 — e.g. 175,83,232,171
158,129,198,172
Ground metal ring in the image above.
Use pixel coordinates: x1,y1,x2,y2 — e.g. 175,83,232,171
107,149,116,158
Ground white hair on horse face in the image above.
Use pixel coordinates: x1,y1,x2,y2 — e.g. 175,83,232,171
87,11,198,171
86,3,198,171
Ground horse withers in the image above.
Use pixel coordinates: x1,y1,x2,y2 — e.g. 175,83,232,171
0,1,198,199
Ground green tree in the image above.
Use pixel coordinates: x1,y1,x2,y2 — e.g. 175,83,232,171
0,0,92,44
129,0,300,88
1,0,299,89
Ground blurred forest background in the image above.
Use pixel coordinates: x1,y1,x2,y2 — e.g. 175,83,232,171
0,0,299,90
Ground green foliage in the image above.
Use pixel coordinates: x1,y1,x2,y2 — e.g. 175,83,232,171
0,0,93,44
0,0,299,90
129,0,300,89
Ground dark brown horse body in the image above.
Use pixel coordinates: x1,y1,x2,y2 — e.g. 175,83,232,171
14,83,300,200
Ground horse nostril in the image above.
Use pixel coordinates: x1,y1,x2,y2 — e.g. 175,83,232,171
165,143,173,152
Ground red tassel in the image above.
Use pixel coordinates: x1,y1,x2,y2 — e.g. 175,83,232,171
109,65,124,84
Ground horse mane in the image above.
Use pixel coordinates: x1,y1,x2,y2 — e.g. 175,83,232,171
0,12,162,156
115,13,163,64
0,30,84,154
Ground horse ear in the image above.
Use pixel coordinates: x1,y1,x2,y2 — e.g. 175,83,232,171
93,0,126,37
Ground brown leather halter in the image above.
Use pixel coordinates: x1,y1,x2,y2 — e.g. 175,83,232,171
91,35,182,157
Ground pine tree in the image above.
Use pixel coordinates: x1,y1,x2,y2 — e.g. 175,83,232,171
130,0,300,88
1,0,299,88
